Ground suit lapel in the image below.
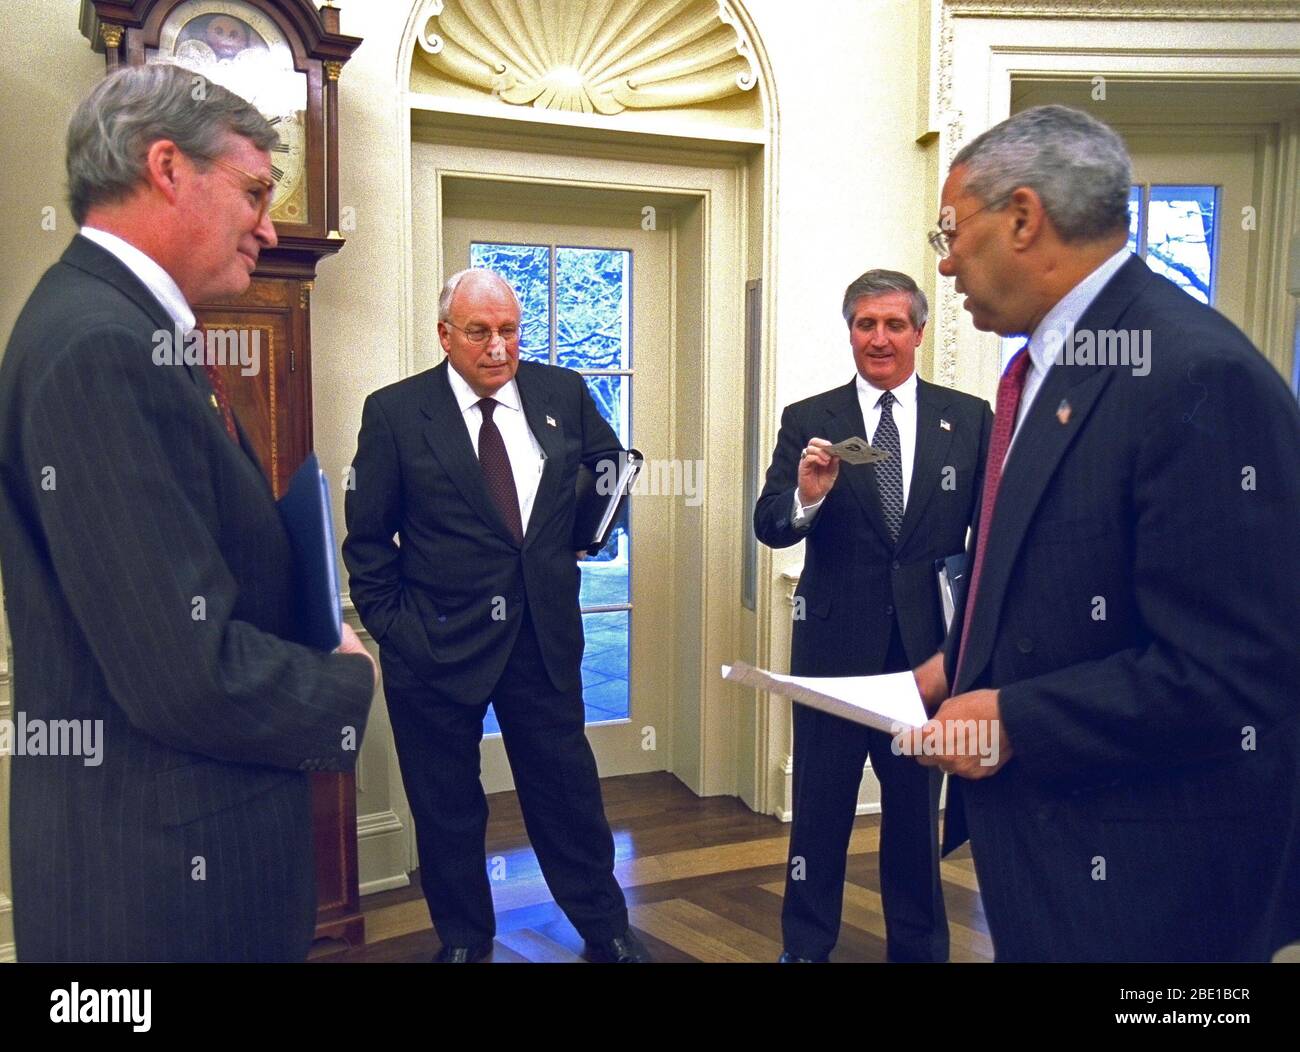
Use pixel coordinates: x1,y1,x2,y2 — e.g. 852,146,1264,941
420,362,519,546
825,379,894,548
893,378,954,553
956,258,1150,688
515,363,565,547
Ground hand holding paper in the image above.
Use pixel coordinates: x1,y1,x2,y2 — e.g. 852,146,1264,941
721,660,926,733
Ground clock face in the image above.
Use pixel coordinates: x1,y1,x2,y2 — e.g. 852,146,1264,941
149,0,310,226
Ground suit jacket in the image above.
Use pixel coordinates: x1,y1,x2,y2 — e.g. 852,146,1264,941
0,235,374,962
342,359,623,705
755,376,992,676
942,255,1300,962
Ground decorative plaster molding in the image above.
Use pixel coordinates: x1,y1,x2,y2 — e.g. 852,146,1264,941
945,0,1300,19
415,0,758,115
935,1,963,388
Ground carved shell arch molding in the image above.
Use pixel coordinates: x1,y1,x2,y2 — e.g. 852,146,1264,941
414,0,760,115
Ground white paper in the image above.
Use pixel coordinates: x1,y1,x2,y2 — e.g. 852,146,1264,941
721,660,926,732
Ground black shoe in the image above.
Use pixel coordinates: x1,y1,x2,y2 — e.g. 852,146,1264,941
433,940,493,963
777,950,826,963
585,929,651,963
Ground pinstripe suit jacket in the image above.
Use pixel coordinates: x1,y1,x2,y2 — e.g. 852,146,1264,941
0,235,374,962
940,256,1300,962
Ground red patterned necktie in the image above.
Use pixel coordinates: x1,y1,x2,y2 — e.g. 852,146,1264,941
194,324,239,443
476,397,524,544
954,345,1032,686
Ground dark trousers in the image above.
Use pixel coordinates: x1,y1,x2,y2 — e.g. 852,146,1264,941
782,624,949,962
382,608,628,946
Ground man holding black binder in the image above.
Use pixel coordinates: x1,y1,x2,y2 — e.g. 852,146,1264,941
344,268,647,963
754,270,992,963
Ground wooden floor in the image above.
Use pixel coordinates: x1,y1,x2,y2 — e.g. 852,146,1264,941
311,771,993,963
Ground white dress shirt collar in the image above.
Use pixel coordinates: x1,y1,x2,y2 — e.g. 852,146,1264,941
446,362,524,418
856,367,918,409
79,226,195,333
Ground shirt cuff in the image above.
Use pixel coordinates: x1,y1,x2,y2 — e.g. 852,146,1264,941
791,491,825,529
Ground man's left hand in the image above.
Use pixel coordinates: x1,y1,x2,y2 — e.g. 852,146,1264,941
897,689,1012,779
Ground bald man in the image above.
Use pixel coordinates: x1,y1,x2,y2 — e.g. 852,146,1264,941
344,269,647,963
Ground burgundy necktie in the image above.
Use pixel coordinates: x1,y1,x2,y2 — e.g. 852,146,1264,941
954,345,1032,685
194,324,239,443
477,398,524,544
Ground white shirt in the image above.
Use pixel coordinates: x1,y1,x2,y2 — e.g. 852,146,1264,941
793,369,919,528
79,226,195,332
1010,246,1133,454
446,364,546,533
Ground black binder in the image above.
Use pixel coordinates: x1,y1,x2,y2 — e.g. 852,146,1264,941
935,551,969,633
277,452,343,650
572,448,643,555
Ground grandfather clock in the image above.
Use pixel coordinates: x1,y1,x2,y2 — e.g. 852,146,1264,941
80,0,367,947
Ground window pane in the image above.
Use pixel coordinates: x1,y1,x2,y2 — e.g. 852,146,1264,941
581,527,629,600
1126,184,1142,255
556,247,631,370
1143,185,1217,305
581,609,630,723
469,242,551,362
583,373,628,446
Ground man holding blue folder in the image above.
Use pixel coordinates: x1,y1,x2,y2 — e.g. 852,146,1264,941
0,65,376,962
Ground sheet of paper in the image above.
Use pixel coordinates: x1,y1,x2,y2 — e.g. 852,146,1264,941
721,660,926,732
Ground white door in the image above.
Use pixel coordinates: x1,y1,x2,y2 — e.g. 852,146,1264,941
442,185,673,789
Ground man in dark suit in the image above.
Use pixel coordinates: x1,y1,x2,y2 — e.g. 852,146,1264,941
754,270,992,962
910,104,1300,961
343,267,647,964
0,65,376,962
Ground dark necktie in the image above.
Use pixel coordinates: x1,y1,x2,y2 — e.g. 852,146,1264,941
954,345,1032,684
872,389,904,543
477,397,524,544
195,324,238,443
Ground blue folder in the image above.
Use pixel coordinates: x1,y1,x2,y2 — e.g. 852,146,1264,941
277,452,343,651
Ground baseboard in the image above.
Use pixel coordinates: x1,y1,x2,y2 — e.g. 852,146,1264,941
776,753,883,822
359,873,411,897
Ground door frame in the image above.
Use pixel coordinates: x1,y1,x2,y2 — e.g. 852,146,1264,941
406,130,750,802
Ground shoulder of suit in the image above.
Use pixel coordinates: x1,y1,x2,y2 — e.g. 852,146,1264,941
782,378,857,417
367,360,446,407
917,377,990,415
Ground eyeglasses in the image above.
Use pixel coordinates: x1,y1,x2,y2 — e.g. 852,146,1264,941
209,156,276,221
442,321,521,346
927,193,1013,257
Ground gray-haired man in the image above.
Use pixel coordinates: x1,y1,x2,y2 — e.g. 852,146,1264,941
0,63,376,961
915,104,1300,961
755,270,992,962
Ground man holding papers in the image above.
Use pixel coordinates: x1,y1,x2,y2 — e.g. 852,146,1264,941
920,105,1300,961
344,268,647,963
754,270,992,962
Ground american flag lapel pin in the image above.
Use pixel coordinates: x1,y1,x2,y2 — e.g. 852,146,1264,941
546,415,557,428
1056,399,1072,425
939,418,951,431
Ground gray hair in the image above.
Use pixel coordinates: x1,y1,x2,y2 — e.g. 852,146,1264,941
438,268,523,321
66,63,277,226
951,105,1132,244
842,269,929,329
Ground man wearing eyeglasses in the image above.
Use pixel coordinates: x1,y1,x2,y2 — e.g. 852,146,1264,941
344,267,649,964
912,104,1300,962
0,64,377,962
